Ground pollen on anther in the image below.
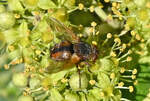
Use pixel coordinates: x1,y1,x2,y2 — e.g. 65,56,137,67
100,92,105,97
25,87,30,93
91,21,97,27
90,6,95,12
135,34,141,41
110,51,117,57
132,69,137,75
116,3,120,9
98,2,104,8
127,43,131,47
30,74,35,78
89,27,94,33
131,30,136,36
10,59,20,65
78,3,84,10
31,45,36,49
14,14,20,19
78,24,83,30
30,66,36,72
78,33,83,38
104,0,110,3
126,56,132,62
23,92,28,96
141,39,145,42
146,2,150,8
110,73,115,79
112,2,117,7
96,31,100,35
61,78,68,83
35,50,41,55
122,44,126,49
120,67,125,73
43,87,49,91
33,11,40,15
92,41,97,46
125,24,130,30
118,82,124,87
131,75,136,80
134,80,138,85
89,80,96,85
39,68,44,73
107,33,112,39
129,86,134,93
4,64,9,70
120,48,124,52
8,45,15,51
114,38,121,45
107,14,113,21
128,50,132,54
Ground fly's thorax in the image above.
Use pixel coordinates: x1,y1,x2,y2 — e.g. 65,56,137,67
73,42,94,61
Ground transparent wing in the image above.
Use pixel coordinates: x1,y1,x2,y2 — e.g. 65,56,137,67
45,59,75,73
47,17,80,43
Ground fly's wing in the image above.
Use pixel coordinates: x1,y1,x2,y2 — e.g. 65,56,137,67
47,17,80,43
45,59,75,73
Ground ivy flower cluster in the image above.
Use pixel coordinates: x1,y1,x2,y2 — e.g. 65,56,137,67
0,0,150,101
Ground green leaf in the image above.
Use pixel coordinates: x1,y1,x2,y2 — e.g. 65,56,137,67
135,64,150,101
38,0,57,9
139,56,150,64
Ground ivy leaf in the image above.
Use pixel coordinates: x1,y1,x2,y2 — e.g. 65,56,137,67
135,64,150,101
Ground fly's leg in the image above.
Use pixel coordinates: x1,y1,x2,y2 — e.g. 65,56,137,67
84,62,92,73
76,64,81,89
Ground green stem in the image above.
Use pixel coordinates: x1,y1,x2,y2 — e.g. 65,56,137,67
94,7,107,21
67,7,78,13
95,7,120,29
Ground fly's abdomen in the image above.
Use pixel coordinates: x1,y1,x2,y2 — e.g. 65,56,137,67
50,41,74,61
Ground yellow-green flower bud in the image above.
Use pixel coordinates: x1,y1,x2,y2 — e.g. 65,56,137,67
0,12,15,30
69,73,88,91
18,95,33,101
12,73,28,87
